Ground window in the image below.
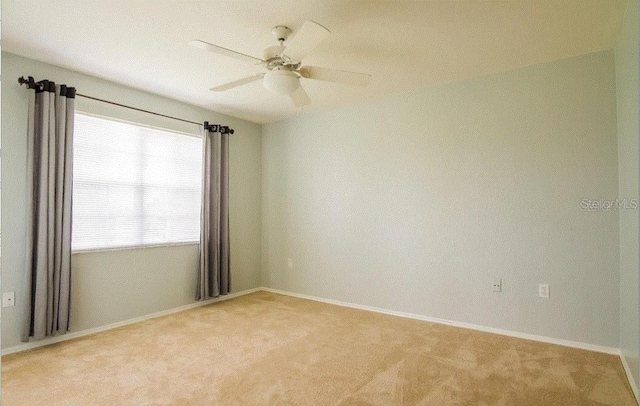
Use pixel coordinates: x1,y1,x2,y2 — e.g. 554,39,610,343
72,113,202,251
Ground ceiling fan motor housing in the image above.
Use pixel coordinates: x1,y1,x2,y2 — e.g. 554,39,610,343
263,68,300,94
263,45,286,62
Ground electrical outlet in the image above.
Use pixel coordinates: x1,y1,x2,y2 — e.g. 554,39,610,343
3,292,15,307
539,284,550,298
287,258,293,268
492,279,502,292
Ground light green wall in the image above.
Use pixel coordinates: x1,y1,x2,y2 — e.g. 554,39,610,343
262,51,620,347
1,52,262,349
615,0,640,389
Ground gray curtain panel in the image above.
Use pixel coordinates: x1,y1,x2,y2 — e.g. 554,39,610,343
197,124,230,300
22,79,76,342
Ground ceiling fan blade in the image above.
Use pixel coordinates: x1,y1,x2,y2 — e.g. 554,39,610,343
210,74,263,92
189,40,263,65
299,66,371,87
281,20,329,62
290,85,311,107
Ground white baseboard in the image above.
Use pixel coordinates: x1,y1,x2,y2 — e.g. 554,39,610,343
260,287,620,356
4,285,634,398
620,352,639,401
1,287,261,356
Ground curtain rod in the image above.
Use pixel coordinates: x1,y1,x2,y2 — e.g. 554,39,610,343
18,76,234,134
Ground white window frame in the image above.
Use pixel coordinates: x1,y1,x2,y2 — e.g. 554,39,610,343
71,111,203,253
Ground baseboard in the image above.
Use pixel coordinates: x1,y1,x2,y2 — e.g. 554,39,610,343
4,285,632,394
620,352,639,401
260,287,620,356
1,287,261,356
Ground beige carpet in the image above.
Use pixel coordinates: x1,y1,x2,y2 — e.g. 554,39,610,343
2,291,636,405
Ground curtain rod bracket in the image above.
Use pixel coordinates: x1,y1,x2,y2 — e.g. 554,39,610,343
204,122,235,135
18,76,41,89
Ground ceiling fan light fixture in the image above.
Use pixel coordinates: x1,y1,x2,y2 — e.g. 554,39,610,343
263,69,300,95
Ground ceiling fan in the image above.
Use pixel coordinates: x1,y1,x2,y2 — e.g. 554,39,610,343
189,20,371,107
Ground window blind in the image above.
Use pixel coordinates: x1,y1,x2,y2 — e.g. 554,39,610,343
72,113,202,251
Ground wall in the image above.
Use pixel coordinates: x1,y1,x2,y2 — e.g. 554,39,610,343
615,0,640,388
1,52,262,349
262,51,620,348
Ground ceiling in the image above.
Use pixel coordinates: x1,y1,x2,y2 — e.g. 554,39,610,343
3,1,627,124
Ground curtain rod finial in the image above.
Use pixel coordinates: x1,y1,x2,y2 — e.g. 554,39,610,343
18,76,38,89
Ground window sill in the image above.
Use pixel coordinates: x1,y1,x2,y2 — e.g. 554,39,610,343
72,241,199,255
